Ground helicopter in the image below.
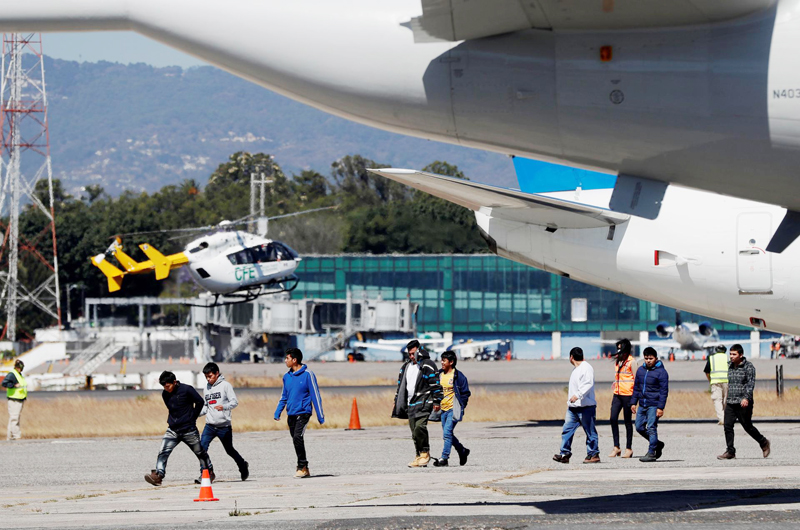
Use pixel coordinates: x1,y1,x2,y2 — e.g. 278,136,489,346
90,207,335,305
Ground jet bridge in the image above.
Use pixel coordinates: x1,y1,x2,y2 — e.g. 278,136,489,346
191,292,417,362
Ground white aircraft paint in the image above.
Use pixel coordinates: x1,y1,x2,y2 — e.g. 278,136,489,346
3,1,800,332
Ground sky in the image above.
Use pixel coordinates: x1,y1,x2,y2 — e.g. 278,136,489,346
42,32,207,68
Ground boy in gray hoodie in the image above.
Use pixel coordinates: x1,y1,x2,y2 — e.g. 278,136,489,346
197,362,249,482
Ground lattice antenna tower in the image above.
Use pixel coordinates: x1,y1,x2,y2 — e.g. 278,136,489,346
0,33,61,341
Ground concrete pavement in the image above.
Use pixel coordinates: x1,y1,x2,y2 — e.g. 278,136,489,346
2,419,800,528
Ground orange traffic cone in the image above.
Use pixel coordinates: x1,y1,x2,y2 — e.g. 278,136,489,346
345,397,363,431
505,351,512,361
194,469,219,502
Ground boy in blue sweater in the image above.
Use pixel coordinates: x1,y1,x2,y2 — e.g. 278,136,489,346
631,347,669,463
274,348,325,478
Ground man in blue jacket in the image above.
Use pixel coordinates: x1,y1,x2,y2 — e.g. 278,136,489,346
433,350,471,467
274,348,325,478
631,347,669,462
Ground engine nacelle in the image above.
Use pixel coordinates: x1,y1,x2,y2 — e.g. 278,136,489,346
698,322,715,336
655,322,673,338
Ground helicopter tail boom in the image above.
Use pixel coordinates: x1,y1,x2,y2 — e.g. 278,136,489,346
138,243,188,280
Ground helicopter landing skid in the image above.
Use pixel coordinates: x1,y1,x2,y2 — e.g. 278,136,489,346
186,275,300,307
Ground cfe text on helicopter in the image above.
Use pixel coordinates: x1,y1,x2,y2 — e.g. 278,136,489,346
90,207,336,306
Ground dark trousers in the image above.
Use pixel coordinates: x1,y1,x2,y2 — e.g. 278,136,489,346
409,414,430,454
156,426,211,478
200,424,247,472
287,413,311,468
724,403,767,455
610,394,633,450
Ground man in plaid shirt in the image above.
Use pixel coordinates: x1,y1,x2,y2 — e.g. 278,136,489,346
717,344,770,460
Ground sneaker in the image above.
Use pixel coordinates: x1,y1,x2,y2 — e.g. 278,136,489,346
621,448,633,458
552,453,571,464
294,466,310,479
608,447,621,458
433,458,449,467
639,453,657,462
761,439,771,458
240,461,250,481
655,441,665,460
717,451,735,460
145,470,163,486
458,448,470,466
583,454,601,464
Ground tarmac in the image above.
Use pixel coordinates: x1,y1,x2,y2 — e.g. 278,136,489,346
3,419,800,529
34,358,800,383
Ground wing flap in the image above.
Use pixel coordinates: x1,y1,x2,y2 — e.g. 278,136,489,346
368,168,629,229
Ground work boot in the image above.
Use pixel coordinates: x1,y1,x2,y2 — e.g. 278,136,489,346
717,451,735,460
416,452,431,467
583,454,601,464
294,466,310,479
608,446,621,458
761,439,771,458
639,453,657,462
144,470,163,486
655,441,665,460
240,461,250,481
621,448,633,458
552,453,570,464
433,458,448,467
458,447,470,466
408,454,422,467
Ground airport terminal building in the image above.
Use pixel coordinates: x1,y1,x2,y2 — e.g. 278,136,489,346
292,254,766,359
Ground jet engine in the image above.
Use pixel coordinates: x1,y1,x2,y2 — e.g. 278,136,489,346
656,322,673,338
698,322,715,336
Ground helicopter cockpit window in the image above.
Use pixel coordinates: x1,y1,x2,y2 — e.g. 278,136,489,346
273,242,299,260
227,249,254,265
249,244,277,263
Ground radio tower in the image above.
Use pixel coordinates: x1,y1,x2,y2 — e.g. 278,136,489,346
0,33,61,341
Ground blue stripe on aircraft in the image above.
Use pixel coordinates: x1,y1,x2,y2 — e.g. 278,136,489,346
513,157,617,194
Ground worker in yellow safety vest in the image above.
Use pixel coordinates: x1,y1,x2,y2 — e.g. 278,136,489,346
703,345,729,425
2,359,27,440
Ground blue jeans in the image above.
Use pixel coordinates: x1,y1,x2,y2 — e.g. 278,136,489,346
635,405,660,454
156,427,211,478
440,409,465,460
200,423,247,473
559,405,599,457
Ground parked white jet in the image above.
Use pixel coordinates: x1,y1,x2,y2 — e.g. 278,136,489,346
4,1,800,332
596,312,771,358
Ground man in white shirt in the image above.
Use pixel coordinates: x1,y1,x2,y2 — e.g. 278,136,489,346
553,347,600,464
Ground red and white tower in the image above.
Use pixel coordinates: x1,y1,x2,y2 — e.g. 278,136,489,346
0,33,61,341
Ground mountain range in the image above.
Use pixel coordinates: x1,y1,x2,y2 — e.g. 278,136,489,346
41,57,516,196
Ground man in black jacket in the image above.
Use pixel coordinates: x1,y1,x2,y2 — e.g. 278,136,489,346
717,344,770,460
392,340,443,468
145,371,213,485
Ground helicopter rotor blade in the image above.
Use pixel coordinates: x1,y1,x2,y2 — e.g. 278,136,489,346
265,205,339,222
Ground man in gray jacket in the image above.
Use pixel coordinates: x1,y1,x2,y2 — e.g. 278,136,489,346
197,362,249,482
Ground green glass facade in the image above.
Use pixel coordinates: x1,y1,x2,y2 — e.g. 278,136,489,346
292,255,750,333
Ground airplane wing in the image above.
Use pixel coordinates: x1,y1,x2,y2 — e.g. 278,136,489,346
412,0,775,42
703,339,776,348
594,339,682,348
368,169,628,230
351,341,402,352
